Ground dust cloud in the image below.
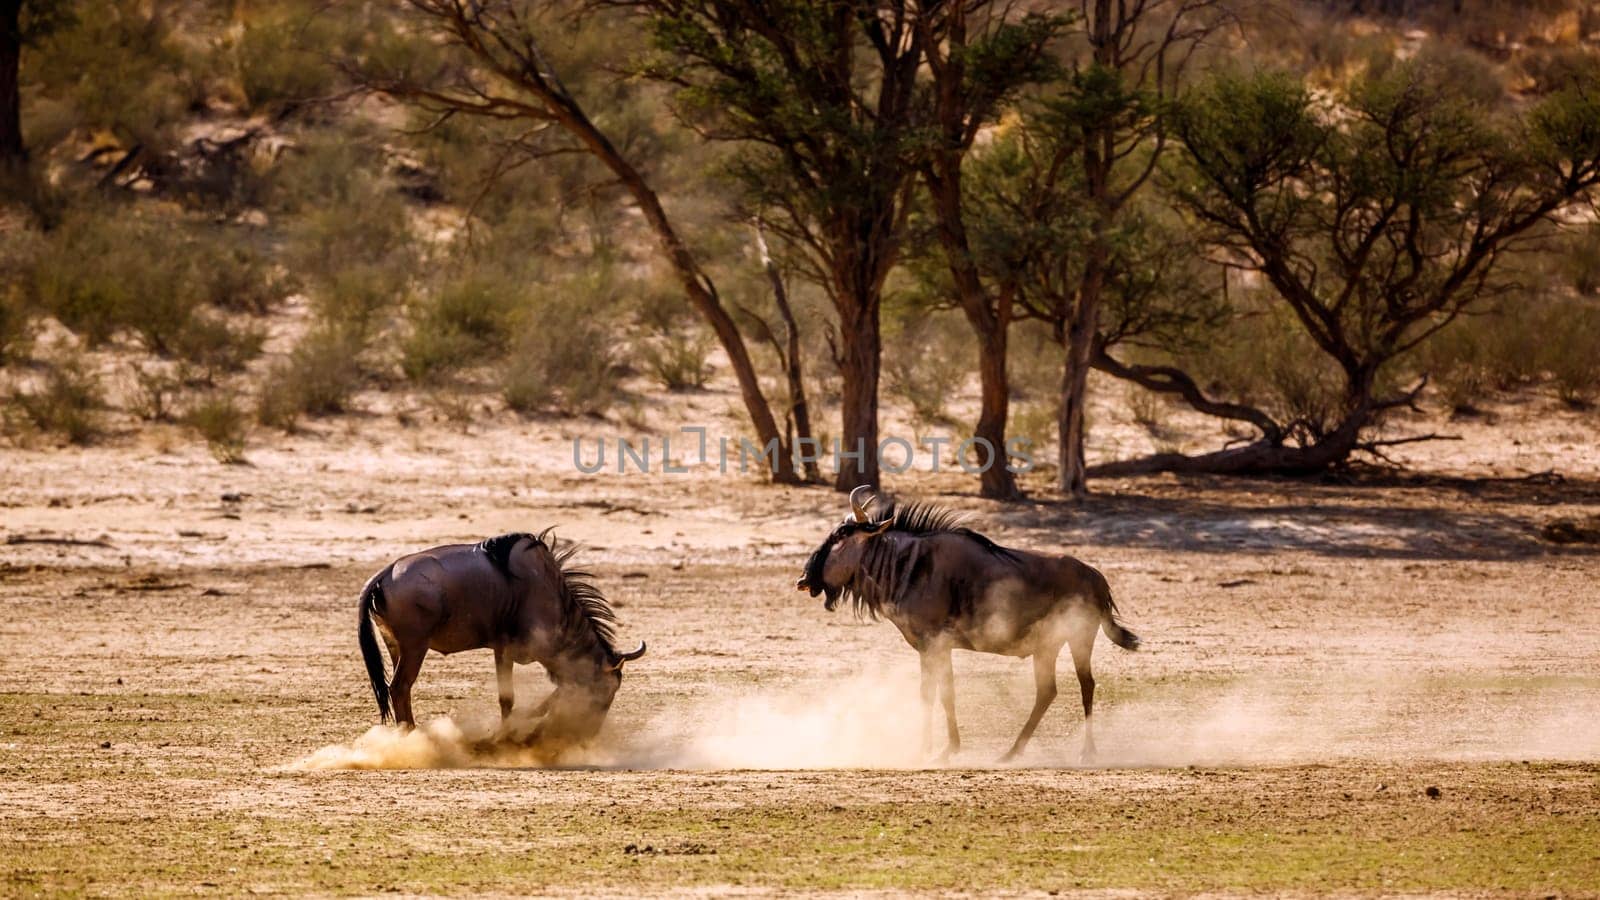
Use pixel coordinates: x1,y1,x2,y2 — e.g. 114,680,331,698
288,667,1600,771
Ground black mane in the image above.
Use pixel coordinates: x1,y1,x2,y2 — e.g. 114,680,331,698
881,500,1012,556
478,532,537,575
478,530,619,658
549,538,620,657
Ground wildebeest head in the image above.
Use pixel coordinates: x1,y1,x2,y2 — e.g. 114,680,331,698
536,640,647,746
796,486,892,610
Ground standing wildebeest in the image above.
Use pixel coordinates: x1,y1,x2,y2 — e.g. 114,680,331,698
357,531,645,746
796,488,1139,762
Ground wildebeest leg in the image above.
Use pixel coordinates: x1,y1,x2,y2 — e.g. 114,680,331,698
494,647,514,722
1068,627,1097,764
389,641,427,730
918,649,939,756
529,690,556,718
1001,643,1060,762
935,649,960,757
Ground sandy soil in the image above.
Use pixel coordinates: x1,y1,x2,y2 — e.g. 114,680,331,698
2,375,1599,895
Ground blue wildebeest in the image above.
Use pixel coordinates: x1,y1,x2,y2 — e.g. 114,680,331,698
357,531,645,745
796,488,1140,762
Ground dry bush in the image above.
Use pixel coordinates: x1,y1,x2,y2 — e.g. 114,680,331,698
1005,322,1061,404
5,355,105,445
257,328,366,430
1414,295,1600,410
0,227,41,364
1559,223,1600,297
201,242,285,315
884,312,970,427
127,364,184,422
1174,300,1349,442
1126,384,1180,445
639,327,714,391
28,0,198,151
0,289,34,366
1541,302,1600,407
1007,399,1057,463
186,392,250,464
500,281,620,416
400,278,520,383
276,138,415,343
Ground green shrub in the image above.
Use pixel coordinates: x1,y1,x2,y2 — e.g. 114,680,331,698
29,214,271,374
29,0,193,150
234,8,338,112
400,279,519,382
201,242,285,315
6,355,105,444
315,266,406,342
186,393,250,464
171,314,268,383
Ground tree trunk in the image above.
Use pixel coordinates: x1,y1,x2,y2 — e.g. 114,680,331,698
533,85,800,484
834,303,881,491
975,318,1022,499
757,225,821,482
0,0,23,170
1057,0,1123,498
1057,240,1107,497
923,154,1022,497
1088,388,1375,478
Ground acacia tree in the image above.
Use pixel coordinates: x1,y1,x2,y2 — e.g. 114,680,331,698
370,0,800,482
1040,0,1228,497
622,0,932,491
917,4,1063,499
1092,63,1600,476
959,121,1229,432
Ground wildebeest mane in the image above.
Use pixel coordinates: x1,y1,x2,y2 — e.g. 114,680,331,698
478,531,619,657
477,531,537,575
881,500,1014,557
838,500,1016,620
549,538,620,657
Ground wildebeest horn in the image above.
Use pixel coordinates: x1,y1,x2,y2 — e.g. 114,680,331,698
610,640,647,669
849,485,874,523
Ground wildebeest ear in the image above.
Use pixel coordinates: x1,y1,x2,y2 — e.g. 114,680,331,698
865,519,893,536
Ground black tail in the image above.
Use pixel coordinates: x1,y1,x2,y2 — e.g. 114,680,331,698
1091,570,1141,651
357,576,391,723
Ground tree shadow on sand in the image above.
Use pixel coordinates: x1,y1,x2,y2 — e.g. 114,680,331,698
988,472,1600,561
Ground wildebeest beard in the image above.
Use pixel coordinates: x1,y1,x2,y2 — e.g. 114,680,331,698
801,539,843,609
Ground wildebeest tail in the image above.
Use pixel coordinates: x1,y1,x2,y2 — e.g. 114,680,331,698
357,575,391,723
1090,568,1141,651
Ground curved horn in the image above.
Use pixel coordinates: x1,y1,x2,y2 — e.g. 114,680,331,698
849,485,874,523
610,640,647,669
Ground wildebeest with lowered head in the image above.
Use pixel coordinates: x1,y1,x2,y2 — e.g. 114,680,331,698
357,530,645,748
796,488,1139,762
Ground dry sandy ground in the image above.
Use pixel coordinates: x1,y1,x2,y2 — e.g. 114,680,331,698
2,380,1599,895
